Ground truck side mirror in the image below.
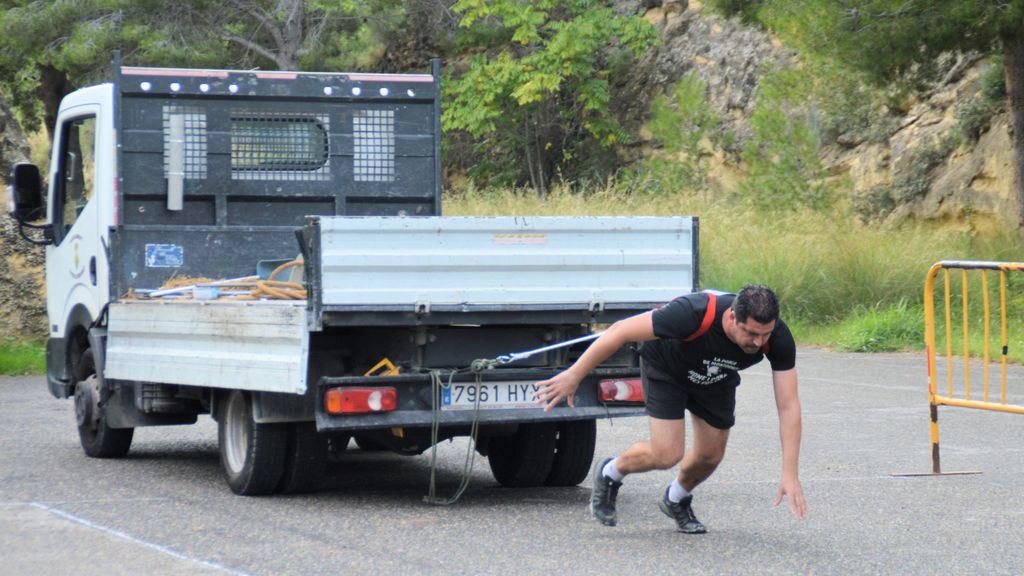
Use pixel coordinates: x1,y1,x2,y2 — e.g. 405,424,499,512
7,163,44,222
8,162,53,246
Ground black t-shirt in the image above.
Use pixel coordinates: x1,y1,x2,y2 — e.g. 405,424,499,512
639,292,797,388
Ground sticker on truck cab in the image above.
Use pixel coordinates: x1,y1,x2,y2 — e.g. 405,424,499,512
145,244,184,268
69,235,84,278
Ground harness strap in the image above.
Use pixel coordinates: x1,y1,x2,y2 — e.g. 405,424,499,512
683,292,717,342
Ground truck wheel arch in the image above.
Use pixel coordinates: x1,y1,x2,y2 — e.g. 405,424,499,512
52,304,95,398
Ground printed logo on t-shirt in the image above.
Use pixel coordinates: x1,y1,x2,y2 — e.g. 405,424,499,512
687,357,739,386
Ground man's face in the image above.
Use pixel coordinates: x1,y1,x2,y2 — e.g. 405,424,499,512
727,310,776,353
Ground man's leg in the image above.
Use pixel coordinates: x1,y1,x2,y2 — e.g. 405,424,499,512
678,414,729,491
616,417,687,474
590,417,685,527
660,414,729,533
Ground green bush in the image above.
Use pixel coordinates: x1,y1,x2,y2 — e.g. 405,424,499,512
811,65,900,147
956,56,1006,143
738,68,832,211
632,72,726,195
836,300,922,352
648,72,722,154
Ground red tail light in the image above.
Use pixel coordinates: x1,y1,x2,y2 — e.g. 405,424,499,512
324,387,397,414
599,378,644,403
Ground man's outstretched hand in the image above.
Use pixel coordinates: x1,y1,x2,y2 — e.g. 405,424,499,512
533,370,583,412
774,478,808,519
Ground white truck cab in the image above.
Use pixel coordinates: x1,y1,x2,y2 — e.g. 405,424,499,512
46,85,116,347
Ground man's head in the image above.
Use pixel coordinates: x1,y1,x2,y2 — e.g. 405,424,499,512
732,284,780,325
725,284,780,353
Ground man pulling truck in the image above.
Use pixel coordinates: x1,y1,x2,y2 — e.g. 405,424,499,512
535,284,808,533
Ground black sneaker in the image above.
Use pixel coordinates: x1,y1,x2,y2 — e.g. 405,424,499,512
589,458,622,527
659,489,707,534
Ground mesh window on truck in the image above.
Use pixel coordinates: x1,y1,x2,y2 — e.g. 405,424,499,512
230,112,330,181
353,109,395,182
162,106,207,179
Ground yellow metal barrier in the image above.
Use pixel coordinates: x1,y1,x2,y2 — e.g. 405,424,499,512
924,260,1024,474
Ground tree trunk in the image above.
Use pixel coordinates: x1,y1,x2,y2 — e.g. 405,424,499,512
1004,38,1024,234
278,0,305,70
0,90,31,178
38,65,74,140
224,0,302,69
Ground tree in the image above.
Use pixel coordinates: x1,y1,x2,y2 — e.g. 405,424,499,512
0,0,221,136
0,0,404,136
213,0,405,71
443,0,657,193
709,0,1024,231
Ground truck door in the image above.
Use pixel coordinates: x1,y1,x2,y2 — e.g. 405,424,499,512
46,106,102,333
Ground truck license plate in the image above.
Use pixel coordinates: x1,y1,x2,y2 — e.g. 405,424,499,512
442,381,540,410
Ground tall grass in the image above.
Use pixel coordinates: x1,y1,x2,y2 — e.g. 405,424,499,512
0,338,46,375
445,184,1024,358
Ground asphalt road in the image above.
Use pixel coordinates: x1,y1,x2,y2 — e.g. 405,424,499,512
2,348,1024,575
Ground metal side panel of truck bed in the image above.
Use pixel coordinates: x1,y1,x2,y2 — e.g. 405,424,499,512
104,300,309,394
307,215,698,327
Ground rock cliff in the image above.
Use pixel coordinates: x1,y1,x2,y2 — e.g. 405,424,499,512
630,1,1016,229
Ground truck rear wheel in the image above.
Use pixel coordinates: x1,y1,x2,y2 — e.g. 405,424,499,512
487,423,557,487
277,422,327,494
544,419,596,486
217,390,287,496
74,349,133,458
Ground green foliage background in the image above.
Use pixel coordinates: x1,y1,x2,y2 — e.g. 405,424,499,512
441,0,657,191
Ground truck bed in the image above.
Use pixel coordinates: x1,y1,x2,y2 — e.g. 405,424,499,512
105,216,697,395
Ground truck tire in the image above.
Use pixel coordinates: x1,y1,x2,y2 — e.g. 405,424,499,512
217,390,287,496
74,349,133,458
487,423,557,487
277,422,327,494
544,419,596,486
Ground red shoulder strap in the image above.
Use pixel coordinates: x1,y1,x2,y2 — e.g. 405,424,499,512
683,292,717,342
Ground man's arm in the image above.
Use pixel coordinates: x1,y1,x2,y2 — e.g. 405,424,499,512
772,368,808,519
534,311,656,411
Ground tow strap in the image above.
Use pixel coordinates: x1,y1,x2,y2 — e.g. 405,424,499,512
422,331,605,506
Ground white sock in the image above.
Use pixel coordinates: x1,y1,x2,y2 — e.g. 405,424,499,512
602,458,625,482
668,478,690,503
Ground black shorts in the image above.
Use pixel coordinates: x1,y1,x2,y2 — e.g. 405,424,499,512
641,360,737,429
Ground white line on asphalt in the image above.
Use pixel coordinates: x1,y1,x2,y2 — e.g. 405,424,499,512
714,474,957,486
30,502,255,576
798,375,920,393
31,497,172,505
